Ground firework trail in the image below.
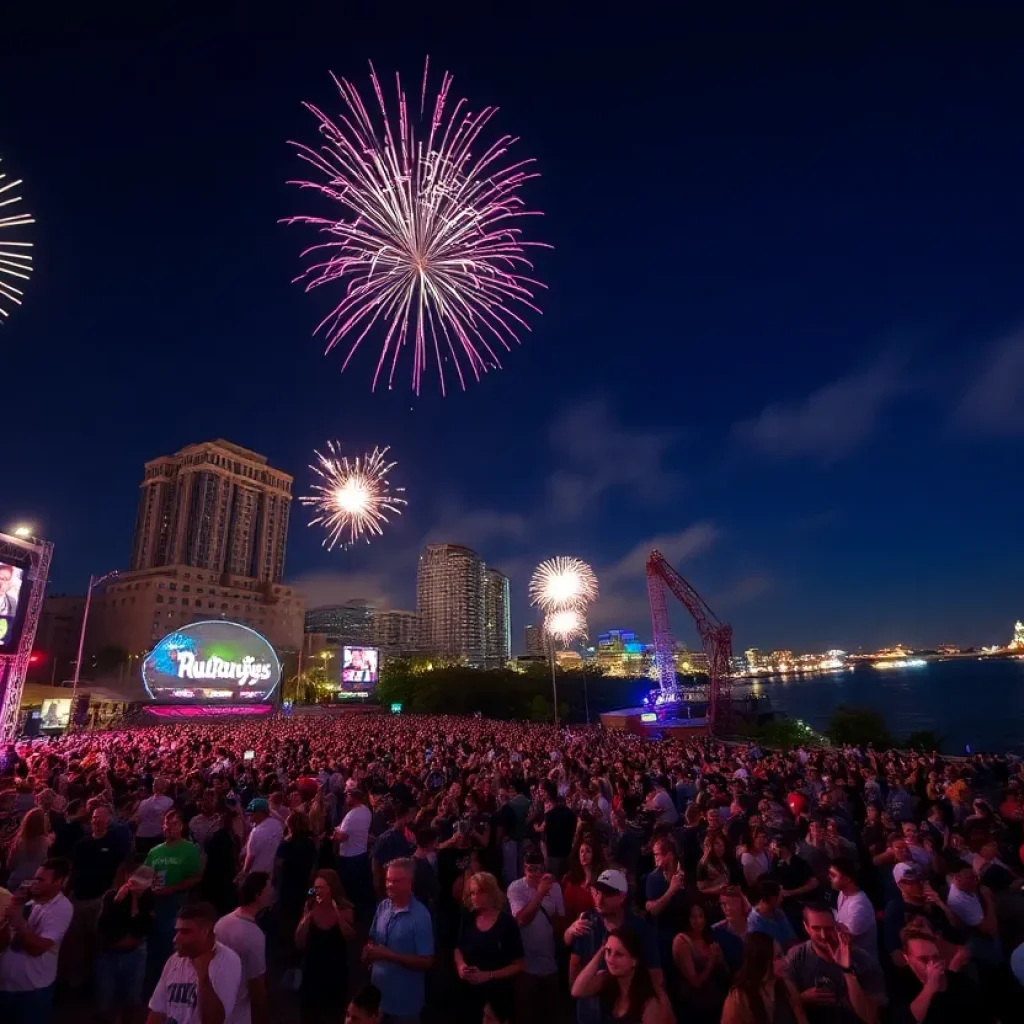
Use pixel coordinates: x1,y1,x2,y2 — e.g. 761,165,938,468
285,58,548,395
529,557,599,613
300,441,407,550
0,160,33,323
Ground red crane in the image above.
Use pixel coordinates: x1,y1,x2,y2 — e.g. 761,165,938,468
646,549,734,733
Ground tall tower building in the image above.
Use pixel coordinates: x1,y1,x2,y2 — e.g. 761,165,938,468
131,440,293,583
483,568,511,668
524,624,546,657
416,544,485,665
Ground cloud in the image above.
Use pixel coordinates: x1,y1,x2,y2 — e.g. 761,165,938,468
288,569,400,611
713,574,774,609
422,509,528,549
547,398,680,519
733,356,904,462
956,331,1024,435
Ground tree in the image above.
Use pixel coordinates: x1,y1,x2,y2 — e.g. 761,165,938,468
826,704,893,748
758,717,814,752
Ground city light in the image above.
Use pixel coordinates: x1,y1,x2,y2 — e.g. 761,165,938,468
11,524,32,538
872,658,927,670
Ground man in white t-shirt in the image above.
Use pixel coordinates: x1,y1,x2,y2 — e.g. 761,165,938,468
0,859,74,1021
136,778,175,854
238,800,283,879
147,902,241,1024
214,872,271,1024
508,852,564,1020
829,857,878,963
335,788,374,920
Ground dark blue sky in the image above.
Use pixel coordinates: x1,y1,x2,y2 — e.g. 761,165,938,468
3,3,1024,653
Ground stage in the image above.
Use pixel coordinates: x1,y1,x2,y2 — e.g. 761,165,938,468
600,704,711,738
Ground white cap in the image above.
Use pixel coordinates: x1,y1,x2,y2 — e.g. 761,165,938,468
593,869,628,894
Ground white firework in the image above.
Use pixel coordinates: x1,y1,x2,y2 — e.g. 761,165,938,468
0,160,33,323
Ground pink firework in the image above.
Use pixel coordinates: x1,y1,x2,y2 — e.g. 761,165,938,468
285,58,548,395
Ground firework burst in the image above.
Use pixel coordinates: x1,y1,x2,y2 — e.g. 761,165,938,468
285,57,548,395
300,441,407,550
544,608,587,647
0,160,34,323
529,557,599,613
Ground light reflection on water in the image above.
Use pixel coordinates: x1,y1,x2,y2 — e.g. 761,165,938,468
731,659,1024,753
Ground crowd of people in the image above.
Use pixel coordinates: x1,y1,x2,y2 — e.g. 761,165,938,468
1,711,1024,1024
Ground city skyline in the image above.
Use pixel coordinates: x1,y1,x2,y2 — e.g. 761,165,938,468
3,8,1024,653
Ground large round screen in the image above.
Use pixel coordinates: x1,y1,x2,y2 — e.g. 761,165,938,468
142,620,281,703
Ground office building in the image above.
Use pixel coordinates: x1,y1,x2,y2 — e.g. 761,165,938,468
596,630,650,678
483,568,511,668
30,595,86,684
373,609,421,655
131,439,292,583
416,544,486,665
304,601,375,646
85,565,304,659
524,624,546,657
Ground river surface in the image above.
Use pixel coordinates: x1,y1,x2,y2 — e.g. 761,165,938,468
730,657,1024,754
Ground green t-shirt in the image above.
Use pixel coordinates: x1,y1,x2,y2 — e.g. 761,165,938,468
145,840,201,889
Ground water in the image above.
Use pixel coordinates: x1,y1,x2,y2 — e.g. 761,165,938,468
732,658,1024,754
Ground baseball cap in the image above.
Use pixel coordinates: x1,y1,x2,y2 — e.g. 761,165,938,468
246,798,269,814
893,863,922,885
592,869,628,895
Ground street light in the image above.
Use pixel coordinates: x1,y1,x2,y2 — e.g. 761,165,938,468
70,570,120,716
12,525,33,538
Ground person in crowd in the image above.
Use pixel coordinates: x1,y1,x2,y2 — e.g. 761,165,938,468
334,786,373,921
146,901,241,1024
540,781,577,880
0,858,74,1023
3,807,51,890
372,799,416,899
454,870,524,1024
411,826,440,915
508,851,564,1020
768,834,819,931
275,810,319,952
747,881,798,951
134,778,174,856
785,903,885,1024
882,863,968,968
145,809,203,974
64,804,128,988
570,926,665,1024
671,900,728,1023
366,857,434,1024
645,776,679,828
95,864,157,1024
742,829,772,887
713,885,750,972
296,869,355,1023
696,830,733,908
644,833,688,969
829,857,878,964
237,799,283,881
567,868,662,1024
895,926,991,1023
50,798,88,858
187,789,221,850
562,834,604,921
721,930,808,1024
941,855,1002,965
346,984,383,1024
201,797,243,918
214,870,272,1024
495,777,531,887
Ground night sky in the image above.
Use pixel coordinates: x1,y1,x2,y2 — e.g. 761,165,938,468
3,4,1023,653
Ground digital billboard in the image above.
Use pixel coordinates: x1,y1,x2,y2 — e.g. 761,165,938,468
142,620,281,704
40,698,71,730
341,645,378,692
0,556,31,655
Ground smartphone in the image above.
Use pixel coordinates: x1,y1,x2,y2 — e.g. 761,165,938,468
244,751,255,761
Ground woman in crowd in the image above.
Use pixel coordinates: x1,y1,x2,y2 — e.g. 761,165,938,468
562,833,605,920
2,806,51,889
720,931,807,1024
671,901,728,1024
296,868,355,1024
696,831,733,908
570,927,663,1024
277,810,320,951
454,871,524,1024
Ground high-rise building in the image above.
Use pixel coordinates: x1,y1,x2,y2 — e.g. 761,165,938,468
373,609,421,655
416,544,486,665
524,624,546,657
483,569,511,668
131,440,293,583
304,601,375,646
